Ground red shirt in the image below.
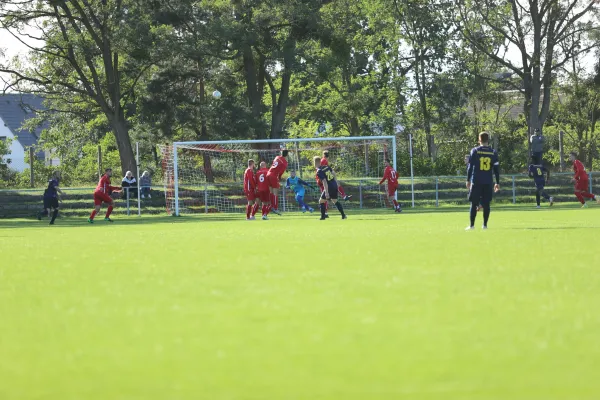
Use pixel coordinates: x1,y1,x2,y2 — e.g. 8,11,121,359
379,166,399,185
268,155,288,179
243,167,256,193
256,168,269,192
573,159,588,181
320,158,329,166
95,174,119,194
315,169,324,189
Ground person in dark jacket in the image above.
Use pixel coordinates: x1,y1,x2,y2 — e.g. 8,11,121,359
121,171,138,198
140,171,152,199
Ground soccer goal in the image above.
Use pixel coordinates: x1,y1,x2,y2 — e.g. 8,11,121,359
160,136,407,216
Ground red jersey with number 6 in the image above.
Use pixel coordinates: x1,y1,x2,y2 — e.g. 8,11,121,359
267,155,288,179
379,166,398,185
573,159,588,181
256,168,270,192
243,167,256,194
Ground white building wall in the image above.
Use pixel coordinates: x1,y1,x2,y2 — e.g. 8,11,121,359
0,116,28,172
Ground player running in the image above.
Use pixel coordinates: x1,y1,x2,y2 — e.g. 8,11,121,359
243,159,259,220
569,152,599,207
37,171,64,225
466,132,500,230
255,161,271,220
266,149,289,215
286,170,314,213
320,151,352,200
314,156,347,220
379,160,401,212
88,168,121,223
528,161,554,208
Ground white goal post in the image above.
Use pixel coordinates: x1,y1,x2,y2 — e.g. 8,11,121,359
161,136,413,216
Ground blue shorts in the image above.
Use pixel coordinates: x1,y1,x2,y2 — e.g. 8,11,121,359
469,183,493,205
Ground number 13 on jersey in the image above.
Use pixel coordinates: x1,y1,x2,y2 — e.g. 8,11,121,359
480,157,491,171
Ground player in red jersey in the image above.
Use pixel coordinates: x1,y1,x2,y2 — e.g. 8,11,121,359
243,159,259,220
266,149,289,215
88,168,121,223
569,152,599,207
379,160,401,212
320,151,352,200
255,161,271,220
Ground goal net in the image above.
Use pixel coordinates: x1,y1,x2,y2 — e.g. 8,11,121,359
160,136,400,216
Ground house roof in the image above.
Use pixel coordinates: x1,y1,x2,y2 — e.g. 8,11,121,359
0,93,46,149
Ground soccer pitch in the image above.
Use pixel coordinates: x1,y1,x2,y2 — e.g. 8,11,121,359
1,206,600,400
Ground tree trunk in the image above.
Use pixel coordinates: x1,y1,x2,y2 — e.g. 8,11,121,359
414,49,433,158
270,37,296,140
108,115,136,176
198,74,214,183
243,44,266,140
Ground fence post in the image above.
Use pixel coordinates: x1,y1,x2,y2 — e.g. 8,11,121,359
126,187,130,216
559,130,565,172
590,172,593,194
97,145,102,178
204,183,209,214
512,175,516,204
359,180,363,209
435,176,439,207
29,147,34,188
282,185,287,212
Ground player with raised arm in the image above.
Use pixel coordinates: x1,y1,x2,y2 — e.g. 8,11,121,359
88,168,121,223
528,160,554,208
569,152,599,207
315,156,347,220
286,170,314,213
266,149,289,215
379,160,401,212
38,171,64,225
321,151,352,201
466,132,500,230
243,159,258,220
255,161,271,220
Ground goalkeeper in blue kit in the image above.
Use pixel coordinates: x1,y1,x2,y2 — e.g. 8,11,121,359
286,170,315,213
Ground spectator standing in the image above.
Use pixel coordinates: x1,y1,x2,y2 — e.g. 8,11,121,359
530,128,545,164
140,171,152,199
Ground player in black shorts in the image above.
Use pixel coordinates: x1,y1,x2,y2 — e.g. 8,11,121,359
314,156,347,220
37,171,64,225
528,159,553,208
466,132,500,230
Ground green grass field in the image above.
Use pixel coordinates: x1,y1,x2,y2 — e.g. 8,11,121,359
1,205,600,400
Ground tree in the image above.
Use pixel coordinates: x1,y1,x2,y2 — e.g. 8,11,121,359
457,0,600,135
0,0,155,174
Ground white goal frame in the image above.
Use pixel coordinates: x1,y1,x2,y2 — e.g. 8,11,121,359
170,135,406,216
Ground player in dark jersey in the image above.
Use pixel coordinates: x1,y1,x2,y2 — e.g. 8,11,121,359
37,171,64,225
466,132,500,230
314,156,347,220
528,160,554,208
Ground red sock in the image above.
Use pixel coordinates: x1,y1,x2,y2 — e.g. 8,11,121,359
393,199,399,208
105,205,113,218
261,205,267,216
89,210,97,220
338,185,346,197
272,194,278,210
325,202,329,211
265,204,271,216
575,193,585,204
246,204,251,219
581,192,595,199
251,203,259,217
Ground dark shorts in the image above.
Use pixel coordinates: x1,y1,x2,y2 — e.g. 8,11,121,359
534,180,546,191
44,197,59,209
321,183,339,200
469,183,493,205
